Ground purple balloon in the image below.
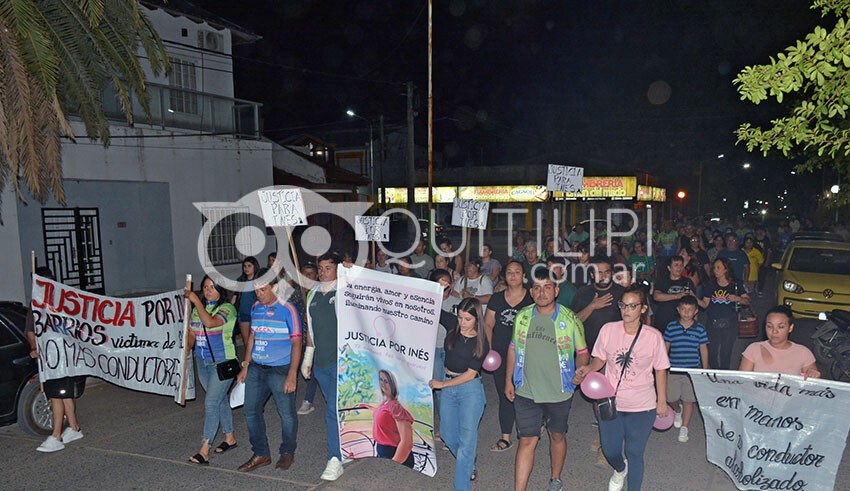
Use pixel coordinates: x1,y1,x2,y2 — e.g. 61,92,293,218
482,350,501,371
581,372,616,399
653,405,676,430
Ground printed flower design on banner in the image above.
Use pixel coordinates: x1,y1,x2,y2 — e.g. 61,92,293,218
373,315,397,340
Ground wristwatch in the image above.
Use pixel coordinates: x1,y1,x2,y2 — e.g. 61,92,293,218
241,360,249,368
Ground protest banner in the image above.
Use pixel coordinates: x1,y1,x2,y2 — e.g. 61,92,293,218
355,215,390,242
336,265,442,476
451,198,489,230
682,368,850,491
546,164,584,193
30,275,195,403
257,187,307,227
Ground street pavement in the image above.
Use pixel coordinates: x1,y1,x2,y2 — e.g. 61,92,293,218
2,275,848,490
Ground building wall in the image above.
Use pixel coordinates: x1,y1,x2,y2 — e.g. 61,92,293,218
1,123,273,302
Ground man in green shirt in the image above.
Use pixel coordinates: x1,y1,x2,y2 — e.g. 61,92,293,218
303,253,345,481
505,268,589,491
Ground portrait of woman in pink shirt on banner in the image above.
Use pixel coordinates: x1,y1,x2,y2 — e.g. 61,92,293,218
357,369,415,468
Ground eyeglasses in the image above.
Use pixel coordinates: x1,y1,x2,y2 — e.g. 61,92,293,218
617,301,642,311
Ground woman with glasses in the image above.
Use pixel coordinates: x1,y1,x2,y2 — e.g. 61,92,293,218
573,286,670,491
430,298,489,489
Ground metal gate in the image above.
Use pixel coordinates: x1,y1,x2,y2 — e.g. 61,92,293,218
41,208,104,294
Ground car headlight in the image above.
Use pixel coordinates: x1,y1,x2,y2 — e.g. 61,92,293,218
782,280,804,294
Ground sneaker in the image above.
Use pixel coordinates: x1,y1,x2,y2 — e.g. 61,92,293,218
608,459,628,491
297,401,314,415
548,477,564,491
320,457,344,481
673,407,683,428
341,456,353,465
36,436,65,453
678,426,689,443
61,427,84,444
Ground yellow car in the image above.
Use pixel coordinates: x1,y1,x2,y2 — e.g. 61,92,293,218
772,239,850,319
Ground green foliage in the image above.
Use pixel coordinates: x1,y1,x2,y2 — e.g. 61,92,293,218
735,0,850,207
0,0,168,209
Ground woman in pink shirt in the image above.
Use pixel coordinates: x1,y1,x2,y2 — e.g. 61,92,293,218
574,286,670,491
360,369,415,468
739,306,820,378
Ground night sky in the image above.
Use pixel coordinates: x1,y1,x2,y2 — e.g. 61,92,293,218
196,0,827,213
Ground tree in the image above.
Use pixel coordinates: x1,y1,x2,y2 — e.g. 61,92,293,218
0,0,167,210
734,0,850,206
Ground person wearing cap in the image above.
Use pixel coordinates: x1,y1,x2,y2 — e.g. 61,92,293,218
454,256,494,309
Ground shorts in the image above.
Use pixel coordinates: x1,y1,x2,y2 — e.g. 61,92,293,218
667,373,696,403
43,376,85,399
514,394,573,437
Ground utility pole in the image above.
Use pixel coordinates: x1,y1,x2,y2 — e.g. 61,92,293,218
407,81,416,212
380,114,386,211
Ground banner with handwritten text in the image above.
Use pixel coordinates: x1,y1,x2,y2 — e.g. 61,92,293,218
336,265,441,476
683,368,850,491
30,275,195,403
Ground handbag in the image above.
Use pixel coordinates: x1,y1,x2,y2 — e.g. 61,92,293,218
597,326,642,421
201,322,240,381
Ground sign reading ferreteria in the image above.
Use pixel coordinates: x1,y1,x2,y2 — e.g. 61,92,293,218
381,177,646,203
682,368,850,491
30,275,195,403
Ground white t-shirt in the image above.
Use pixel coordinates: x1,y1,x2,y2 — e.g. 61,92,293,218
453,275,494,310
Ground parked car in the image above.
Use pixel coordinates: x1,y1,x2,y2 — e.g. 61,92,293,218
772,240,850,319
0,301,52,436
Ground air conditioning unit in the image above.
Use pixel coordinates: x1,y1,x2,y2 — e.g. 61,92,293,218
196,29,224,53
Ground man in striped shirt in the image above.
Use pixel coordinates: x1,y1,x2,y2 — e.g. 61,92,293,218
662,295,708,443
237,274,303,472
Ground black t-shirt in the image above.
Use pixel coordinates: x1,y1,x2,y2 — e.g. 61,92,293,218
444,331,490,374
753,236,772,258
653,276,695,332
700,279,747,322
487,290,534,354
570,283,625,350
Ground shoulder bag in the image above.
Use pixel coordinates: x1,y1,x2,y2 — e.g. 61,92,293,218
597,325,642,421
201,318,240,381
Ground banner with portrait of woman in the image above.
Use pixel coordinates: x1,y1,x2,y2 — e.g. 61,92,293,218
336,264,441,476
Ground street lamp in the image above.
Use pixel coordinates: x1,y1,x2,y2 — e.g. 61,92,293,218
346,109,375,208
742,163,751,169
697,154,725,216
677,190,686,216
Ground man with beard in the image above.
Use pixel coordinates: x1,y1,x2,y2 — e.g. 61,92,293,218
570,257,624,351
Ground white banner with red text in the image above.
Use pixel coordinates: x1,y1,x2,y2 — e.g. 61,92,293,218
681,368,850,491
30,275,195,403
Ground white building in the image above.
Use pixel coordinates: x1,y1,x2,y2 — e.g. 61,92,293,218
0,1,275,301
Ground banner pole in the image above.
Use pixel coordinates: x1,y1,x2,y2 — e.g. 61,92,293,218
463,228,472,292
179,274,192,405
31,251,44,394
286,227,311,349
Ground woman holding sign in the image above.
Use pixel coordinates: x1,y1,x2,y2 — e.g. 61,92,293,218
187,275,239,465
430,298,489,490
739,306,820,378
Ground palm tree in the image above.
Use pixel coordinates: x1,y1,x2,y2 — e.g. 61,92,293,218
0,0,168,212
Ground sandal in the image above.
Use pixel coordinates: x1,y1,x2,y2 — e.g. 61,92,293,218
490,438,512,452
470,467,478,481
188,453,209,466
215,441,238,454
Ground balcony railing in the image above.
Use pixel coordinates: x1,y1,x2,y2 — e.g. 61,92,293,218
100,83,262,139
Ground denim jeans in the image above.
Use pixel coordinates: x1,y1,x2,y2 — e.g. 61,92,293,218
244,362,298,457
196,358,234,445
304,376,319,403
598,409,655,491
312,364,341,460
432,348,446,415
439,376,485,491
